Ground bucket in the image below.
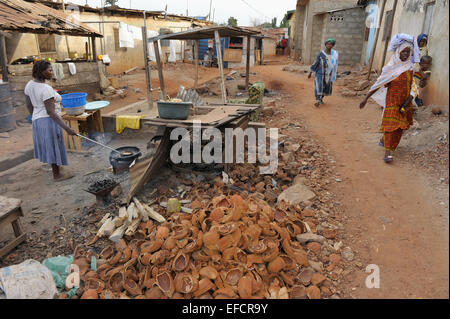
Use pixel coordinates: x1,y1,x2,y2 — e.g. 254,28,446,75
0,83,16,133
157,101,192,120
61,93,87,108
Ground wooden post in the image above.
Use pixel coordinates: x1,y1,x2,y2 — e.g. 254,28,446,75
214,30,226,104
0,35,8,82
92,37,97,62
245,35,251,88
153,41,166,99
381,0,398,67
194,39,199,89
367,0,386,79
142,26,153,109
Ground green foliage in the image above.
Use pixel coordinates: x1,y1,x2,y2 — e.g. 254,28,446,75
227,16,238,27
279,13,289,28
271,17,277,28
104,0,118,7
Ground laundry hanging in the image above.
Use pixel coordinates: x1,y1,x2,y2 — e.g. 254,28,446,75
168,40,177,63
147,30,162,62
119,22,134,48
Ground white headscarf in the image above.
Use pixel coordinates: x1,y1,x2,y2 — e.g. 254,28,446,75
370,37,418,108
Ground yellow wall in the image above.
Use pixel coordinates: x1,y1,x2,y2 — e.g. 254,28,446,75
5,10,208,74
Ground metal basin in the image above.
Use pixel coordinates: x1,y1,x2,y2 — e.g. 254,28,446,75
157,101,192,120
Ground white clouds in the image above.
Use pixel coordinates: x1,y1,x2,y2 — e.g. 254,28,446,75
69,0,296,26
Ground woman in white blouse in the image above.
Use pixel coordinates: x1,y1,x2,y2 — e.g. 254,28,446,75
25,61,76,181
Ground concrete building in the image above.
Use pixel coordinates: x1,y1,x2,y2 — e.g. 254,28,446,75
4,0,210,74
291,0,361,64
361,0,449,108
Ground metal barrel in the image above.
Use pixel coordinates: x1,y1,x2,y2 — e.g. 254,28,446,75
0,83,16,133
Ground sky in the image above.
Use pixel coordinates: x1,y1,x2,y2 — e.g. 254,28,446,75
68,0,297,26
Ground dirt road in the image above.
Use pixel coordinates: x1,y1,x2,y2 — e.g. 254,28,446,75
252,58,449,298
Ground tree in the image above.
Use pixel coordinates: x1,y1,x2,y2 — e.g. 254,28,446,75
279,13,289,28
104,0,118,7
227,17,238,27
271,17,277,28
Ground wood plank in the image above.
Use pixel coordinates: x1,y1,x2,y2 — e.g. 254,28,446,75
127,128,172,204
12,219,23,237
214,30,227,104
0,210,22,228
194,39,199,89
224,48,243,62
245,35,251,88
0,196,22,220
0,234,27,259
153,41,166,99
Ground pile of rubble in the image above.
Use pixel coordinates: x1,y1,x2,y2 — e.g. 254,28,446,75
61,192,346,299
337,68,379,98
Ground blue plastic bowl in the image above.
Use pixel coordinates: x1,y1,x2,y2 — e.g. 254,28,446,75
61,93,87,108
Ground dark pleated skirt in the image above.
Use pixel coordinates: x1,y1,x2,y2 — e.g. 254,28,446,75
32,117,68,166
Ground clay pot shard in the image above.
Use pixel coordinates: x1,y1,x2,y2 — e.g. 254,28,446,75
85,278,105,293
202,230,220,251
218,235,233,252
81,289,98,299
172,252,190,272
238,276,253,299
141,239,163,254
193,278,215,297
123,279,142,296
108,271,124,293
213,286,236,298
268,257,285,274
156,272,175,297
174,273,199,294
218,223,237,236
155,226,170,240
212,195,230,208
224,268,243,286
248,241,267,254
199,266,218,280
100,246,114,260
279,255,296,271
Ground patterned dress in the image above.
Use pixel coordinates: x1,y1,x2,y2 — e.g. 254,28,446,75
380,70,414,151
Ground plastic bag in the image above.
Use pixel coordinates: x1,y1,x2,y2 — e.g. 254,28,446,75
0,259,57,299
42,255,74,290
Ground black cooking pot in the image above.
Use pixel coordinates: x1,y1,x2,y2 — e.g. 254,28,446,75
109,146,142,174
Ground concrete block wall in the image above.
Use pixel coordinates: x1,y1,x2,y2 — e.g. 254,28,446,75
310,15,325,61
322,7,366,65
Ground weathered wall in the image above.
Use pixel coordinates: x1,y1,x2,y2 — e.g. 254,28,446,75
263,38,276,56
7,62,101,120
311,15,325,61
369,0,449,108
5,34,40,63
5,9,208,75
322,7,366,65
420,0,449,108
301,0,359,64
291,4,306,60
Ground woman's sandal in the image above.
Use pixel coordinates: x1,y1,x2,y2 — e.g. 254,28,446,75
378,140,384,147
314,100,320,107
384,155,393,163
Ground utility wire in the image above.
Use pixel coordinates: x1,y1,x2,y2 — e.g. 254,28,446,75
239,0,270,21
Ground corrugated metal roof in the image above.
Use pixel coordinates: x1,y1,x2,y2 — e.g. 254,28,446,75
148,26,261,42
0,0,102,37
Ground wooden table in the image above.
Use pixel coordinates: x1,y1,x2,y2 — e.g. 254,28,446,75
127,104,260,203
62,109,104,152
0,196,26,259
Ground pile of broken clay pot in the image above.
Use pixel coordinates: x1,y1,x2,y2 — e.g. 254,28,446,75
61,193,341,299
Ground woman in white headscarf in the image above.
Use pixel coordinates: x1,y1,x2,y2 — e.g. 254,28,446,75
359,34,420,163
